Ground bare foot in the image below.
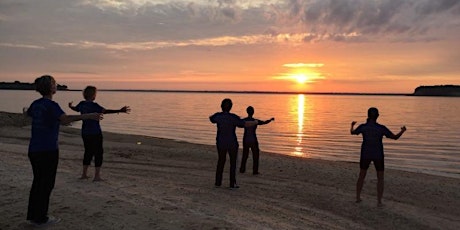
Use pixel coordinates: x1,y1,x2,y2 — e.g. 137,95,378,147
356,198,362,203
79,175,90,180
377,202,384,207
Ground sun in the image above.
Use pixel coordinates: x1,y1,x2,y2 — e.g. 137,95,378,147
292,73,309,84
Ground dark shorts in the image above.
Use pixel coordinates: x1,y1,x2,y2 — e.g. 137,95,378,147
82,134,103,167
360,158,384,171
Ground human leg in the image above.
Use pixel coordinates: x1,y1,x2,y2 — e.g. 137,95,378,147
357,159,371,203
240,143,249,173
93,134,104,181
215,146,227,186
27,153,41,221
356,169,367,203
81,135,94,179
229,146,238,188
374,159,385,206
376,171,384,206
252,143,260,174
27,150,59,223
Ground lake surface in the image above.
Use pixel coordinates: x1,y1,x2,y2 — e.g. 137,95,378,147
1,90,459,178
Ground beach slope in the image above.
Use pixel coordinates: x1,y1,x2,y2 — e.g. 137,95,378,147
0,111,459,229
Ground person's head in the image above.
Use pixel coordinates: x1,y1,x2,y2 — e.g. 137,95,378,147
221,98,233,112
367,107,379,120
246,106,254,116
34,75,56,96
83,86,97,101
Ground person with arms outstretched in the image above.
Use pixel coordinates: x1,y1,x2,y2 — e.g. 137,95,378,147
69,86,130,181
209,98,258,189
239,106,274,175
350,107,406,206
25,75,102,227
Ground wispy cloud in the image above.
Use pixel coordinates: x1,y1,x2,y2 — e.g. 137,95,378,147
283,63,324,68
51,33,320,51
0,43,45,49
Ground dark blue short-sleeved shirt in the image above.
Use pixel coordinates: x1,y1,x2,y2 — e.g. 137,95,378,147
209,112,245,148
354,122,392,160
242,117,260,144
27,98,65,153
73,101,104,135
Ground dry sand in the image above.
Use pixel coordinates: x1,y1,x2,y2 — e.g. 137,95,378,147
0,111,459,230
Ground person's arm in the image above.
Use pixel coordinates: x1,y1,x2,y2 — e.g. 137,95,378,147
68,101,78,112
59,113,103,125
104,106,130,114
387,126,407,140
258,117,275,125
350,121,358,135
209,113,216,123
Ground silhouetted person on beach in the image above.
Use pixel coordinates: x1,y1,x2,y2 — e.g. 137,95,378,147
209,98,258,189
350,107,406,206
24,75,102,227
239,106,274,175
69,86,130,182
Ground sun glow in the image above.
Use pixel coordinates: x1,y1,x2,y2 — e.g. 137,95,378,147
273,63,326,89
292,73,309,84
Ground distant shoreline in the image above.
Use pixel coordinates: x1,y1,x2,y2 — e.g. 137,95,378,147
2,81,459,96
74,89,412,96
0,87,410,96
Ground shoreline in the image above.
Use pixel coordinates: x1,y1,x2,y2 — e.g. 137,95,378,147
1,112,459,229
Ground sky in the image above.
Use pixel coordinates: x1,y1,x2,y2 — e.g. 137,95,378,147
0,0,459,93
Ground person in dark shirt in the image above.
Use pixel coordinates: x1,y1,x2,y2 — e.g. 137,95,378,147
69,86,130,181
209,98,258,189
350,107,406,206
25,75,102,227
239,106,274,175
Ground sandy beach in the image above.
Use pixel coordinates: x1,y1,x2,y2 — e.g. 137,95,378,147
0,111,459,230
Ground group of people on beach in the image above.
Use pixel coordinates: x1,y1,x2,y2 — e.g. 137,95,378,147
24,74,406,227
209,99,406,207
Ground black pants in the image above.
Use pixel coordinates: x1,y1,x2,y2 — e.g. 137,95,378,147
82,134,103,167
215,145,238,187
240,142,260,174
27,150,59,223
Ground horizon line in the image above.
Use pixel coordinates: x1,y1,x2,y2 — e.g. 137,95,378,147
68,88,411,96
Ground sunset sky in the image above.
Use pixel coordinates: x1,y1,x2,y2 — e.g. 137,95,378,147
1,0,459,93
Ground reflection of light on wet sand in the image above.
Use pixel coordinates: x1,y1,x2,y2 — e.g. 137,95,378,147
293,94,304,156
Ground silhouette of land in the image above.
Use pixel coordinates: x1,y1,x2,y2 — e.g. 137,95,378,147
413,85,460,96
0,81,68,90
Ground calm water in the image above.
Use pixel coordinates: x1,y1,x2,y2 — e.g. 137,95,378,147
1,90,459,178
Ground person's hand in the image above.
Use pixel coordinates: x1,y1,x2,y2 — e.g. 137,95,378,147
351,121,357,126
401,126,407,132
68,101,73,108
120,106,131,113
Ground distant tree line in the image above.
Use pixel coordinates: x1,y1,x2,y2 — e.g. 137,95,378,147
413,85,460,96
0,81,68,90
